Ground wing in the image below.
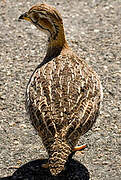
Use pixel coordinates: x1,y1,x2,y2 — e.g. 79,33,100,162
64,62,102,147
25,66,57,149
65,96,100,147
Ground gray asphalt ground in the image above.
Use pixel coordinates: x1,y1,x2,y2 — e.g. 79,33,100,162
0,0,121,179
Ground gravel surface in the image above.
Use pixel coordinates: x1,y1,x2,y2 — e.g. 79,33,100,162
0,0,121,179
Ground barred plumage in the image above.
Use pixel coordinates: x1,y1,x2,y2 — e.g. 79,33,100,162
19,3,103,176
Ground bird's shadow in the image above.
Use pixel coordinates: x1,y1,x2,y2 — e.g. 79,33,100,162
2,157,90,180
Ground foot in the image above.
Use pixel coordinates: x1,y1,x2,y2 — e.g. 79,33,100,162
73,144,87,152
41,162,49,168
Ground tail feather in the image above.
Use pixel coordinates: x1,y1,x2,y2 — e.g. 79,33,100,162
48,138,71,175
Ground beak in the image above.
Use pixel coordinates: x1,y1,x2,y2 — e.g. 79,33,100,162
18,12,30,22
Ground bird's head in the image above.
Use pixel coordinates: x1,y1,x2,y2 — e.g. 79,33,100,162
19,4,64,41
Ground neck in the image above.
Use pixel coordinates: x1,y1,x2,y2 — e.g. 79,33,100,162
45,24,69,60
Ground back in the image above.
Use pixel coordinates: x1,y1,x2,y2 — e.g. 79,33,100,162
26,49,102,148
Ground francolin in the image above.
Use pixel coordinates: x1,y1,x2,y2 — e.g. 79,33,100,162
19,3,103,176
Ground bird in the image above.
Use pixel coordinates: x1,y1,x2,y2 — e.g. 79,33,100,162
19,3,103,176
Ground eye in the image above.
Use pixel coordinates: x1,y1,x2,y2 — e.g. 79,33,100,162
31,13,39,23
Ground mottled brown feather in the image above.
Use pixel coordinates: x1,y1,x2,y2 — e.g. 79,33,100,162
19,3,103,176
25,48,102,175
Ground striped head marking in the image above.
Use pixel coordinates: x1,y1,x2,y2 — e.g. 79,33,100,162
19,4,63,40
